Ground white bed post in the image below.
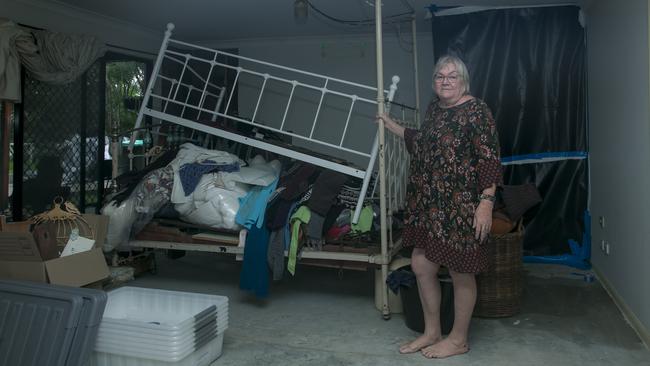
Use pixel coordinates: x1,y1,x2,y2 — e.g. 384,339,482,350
375,0,390,320
127,23,176,170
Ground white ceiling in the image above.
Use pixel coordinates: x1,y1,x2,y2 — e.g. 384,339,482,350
49,0,582,42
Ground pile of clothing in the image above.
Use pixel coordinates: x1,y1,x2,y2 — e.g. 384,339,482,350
263,163,377,281
102,143,280,252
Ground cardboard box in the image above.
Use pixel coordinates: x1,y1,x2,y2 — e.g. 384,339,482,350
0,214,110,287
0,217,32,232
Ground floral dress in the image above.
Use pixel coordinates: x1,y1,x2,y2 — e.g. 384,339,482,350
402,98,502,273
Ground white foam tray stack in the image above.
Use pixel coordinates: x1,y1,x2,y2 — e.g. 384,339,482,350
89,287,228,366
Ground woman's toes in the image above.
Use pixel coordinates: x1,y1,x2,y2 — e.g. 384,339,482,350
421,338,469,359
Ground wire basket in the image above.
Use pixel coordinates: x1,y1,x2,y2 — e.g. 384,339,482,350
474,221,524,318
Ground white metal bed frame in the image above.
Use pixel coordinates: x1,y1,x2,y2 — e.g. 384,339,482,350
123,6,418,317
129,23,399,224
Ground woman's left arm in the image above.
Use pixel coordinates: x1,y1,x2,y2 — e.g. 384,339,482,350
471,102,503,242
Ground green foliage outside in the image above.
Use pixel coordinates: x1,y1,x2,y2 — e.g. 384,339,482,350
106,61,146,134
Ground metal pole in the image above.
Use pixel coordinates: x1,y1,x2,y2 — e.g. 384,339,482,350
111,123,119,192
375,0,390,320
1,102,11,210
411,16,421,124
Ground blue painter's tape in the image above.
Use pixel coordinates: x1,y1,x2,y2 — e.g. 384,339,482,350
501,151,588,164
524,210,591,270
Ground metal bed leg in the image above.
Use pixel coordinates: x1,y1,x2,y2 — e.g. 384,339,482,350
381,262,391,320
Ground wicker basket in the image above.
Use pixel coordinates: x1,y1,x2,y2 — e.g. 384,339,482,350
474,222,524,318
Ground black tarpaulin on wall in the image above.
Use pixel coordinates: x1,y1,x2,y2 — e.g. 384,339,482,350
431,6,588,255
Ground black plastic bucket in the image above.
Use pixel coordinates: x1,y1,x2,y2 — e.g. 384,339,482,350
399,271,454,335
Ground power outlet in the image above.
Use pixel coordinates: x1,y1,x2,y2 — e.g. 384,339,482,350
599,216,606,229
605,242,611,255
600,240,606,252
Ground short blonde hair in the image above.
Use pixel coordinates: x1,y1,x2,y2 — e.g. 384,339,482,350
432,55,470,95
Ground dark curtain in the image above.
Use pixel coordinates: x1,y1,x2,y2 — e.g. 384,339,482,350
432,6,587,255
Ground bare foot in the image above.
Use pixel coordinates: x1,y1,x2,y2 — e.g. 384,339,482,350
421,338,469,358
398,335,441,354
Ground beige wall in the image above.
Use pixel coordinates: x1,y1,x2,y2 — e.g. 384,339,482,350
586,0,650,340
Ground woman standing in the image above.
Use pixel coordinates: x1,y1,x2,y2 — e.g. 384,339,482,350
378,55,502,359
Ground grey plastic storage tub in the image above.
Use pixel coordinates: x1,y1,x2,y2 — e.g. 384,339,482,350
0,280,107,366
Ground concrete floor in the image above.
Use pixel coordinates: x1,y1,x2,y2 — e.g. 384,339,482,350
126,251,650,366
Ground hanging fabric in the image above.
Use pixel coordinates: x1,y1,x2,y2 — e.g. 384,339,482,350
0,18,106,102
0,19,24,102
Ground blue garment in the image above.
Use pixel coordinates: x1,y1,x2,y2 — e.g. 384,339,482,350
239,223,270,298
178,161,239,195
236,178,279,229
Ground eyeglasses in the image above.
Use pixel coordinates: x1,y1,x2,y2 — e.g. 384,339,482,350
434,74,459,84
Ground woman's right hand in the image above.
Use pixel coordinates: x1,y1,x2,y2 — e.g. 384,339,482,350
376,112,405,138
376,112,390,125
377,112,399,130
